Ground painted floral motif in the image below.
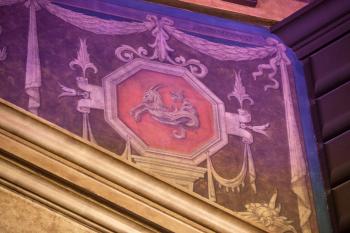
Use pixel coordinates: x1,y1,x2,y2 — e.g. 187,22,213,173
237,191,297,233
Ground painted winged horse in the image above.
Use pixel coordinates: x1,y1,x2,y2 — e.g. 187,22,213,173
130,84,199,139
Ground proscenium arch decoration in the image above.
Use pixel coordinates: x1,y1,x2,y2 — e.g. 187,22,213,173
0,0,329,232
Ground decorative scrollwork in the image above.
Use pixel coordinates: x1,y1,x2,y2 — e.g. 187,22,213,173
170,56,208,78
115,15,208,79
115,45,149,62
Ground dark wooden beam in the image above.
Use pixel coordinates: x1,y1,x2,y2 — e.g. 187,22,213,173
145,0,275,27
221,0,257,7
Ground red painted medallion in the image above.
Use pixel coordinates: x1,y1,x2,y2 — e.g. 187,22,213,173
117,69,215,155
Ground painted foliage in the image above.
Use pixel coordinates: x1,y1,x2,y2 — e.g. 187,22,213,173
0,0,320,232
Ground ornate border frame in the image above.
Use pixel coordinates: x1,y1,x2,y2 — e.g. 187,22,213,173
103,58,227,165
0,0,331,232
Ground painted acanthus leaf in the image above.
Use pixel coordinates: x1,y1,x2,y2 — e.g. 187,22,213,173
69,38,98,78
227,70,254,108
147,15,174,62
114,15,208,79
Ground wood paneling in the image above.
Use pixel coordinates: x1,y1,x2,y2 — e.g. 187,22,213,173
272,1,350,232
317,81,350,140
325,131,350,187
311,33,350,96
332,181,350,233
221,0,257,7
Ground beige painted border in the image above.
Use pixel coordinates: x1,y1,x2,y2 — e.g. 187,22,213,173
103,58,227,165
0,99,265,233
0,131,204,233
0,158,158,233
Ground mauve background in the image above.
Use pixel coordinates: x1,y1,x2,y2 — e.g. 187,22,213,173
0,3,318,232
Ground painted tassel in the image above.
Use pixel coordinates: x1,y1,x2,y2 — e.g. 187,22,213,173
25,1,41,115
82,112,96,144
121,139,133,162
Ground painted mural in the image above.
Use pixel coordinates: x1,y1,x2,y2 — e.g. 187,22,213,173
0,0,319,232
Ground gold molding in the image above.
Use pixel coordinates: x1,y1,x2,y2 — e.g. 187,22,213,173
0,184,98,233
0,158,158,233
0,133,203,233
0,98,266,233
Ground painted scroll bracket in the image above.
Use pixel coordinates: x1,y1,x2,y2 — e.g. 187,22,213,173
59,78,104,144
58,39,102,143
207,70,269,202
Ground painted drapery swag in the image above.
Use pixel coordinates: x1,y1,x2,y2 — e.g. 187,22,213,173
0,0,312,232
